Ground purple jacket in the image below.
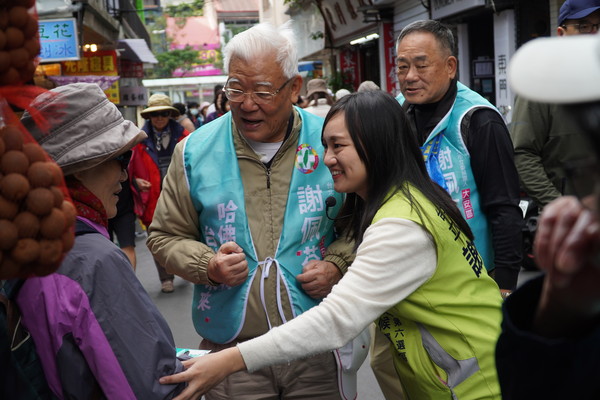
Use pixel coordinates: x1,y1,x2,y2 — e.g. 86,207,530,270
16,219,185,399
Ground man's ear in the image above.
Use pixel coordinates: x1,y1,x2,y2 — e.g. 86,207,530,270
557,26,567,36
289,75,303,102
447,55,458,79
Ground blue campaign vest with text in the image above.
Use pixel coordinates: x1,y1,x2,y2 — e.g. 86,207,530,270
183,109,343,343
397,82,496,270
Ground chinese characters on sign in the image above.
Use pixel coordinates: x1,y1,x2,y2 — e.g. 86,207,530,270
61,50,118,76
39,18,79,62
340,48,359,91
383,22,397,93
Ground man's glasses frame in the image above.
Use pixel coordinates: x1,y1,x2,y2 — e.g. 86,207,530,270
561,22,600,33
223,77,294,105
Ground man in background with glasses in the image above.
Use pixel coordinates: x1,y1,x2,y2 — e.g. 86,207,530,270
510,0,600,210
147,22,357,399
497,31,600,399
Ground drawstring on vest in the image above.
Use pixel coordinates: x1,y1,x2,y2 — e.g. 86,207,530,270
258,257,288,329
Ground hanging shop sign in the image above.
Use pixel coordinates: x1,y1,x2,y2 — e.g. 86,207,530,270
61,50,118,76
58,50,120,104
39,18,79,62
119,86,147,106
382,22,396,93
320,0,377,47
119,60,144,78
339,47,360,90
493,10,516,123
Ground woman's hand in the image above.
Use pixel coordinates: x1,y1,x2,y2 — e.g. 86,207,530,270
160,347,247,400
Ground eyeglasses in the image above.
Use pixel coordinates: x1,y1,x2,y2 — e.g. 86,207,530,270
149,110,171,118
223,78,294,105
114,150,132,171
561,22,600,33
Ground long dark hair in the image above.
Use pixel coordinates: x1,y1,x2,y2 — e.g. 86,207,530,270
324,91,473,246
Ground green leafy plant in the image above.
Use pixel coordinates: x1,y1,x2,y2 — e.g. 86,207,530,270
326,71,354,92
165,0,205,28
165,0,205,18
147,46,200,78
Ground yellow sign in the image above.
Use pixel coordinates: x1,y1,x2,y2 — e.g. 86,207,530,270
105,80,120,104
61,50,118,76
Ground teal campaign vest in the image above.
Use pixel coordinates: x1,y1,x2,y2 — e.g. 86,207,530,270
397,82,497,270
183,109,343,343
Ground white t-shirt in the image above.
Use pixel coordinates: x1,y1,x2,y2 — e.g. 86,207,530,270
245,138,283,164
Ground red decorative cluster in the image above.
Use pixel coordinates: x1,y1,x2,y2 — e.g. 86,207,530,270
0,0,39,85
0,124,75,278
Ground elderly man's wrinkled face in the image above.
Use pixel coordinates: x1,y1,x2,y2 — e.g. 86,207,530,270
396,31,457,105
225,53,301,143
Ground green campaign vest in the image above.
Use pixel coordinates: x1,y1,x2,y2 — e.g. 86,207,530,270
183,109,343,343
373,186,502,399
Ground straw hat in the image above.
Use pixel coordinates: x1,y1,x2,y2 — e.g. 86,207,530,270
21,83,147,176
140,93,180,119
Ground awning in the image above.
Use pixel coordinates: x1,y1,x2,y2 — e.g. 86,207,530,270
117,39,158,64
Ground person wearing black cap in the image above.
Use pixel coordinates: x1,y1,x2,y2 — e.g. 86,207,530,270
510,0,600,209
497,32,600,400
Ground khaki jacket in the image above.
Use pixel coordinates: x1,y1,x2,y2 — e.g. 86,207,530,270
147,109,355,341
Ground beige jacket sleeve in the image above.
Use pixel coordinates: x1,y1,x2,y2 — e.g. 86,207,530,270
146,138,215,284
323,234,355,275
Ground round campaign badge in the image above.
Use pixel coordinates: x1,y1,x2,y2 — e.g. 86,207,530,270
295,143,319,174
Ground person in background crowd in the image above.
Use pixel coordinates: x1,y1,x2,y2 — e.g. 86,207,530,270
365,19,523,400
198,101,210,126
17,83,186,399
510,0,599,208
129,93,190,293
159,91,503,400
334,88,351,101
146,22,358,399
294,94,309,108
187,102,202,129
108,174,137,269
203,91,228,124
304,78,334,118
497,32,600,400
205,84,223,116
357,80,380,92
174,103,197,133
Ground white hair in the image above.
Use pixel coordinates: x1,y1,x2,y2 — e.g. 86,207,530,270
223,21,299,79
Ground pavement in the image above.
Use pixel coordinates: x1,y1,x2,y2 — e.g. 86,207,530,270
133,234,387,399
